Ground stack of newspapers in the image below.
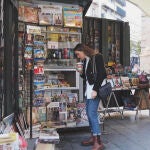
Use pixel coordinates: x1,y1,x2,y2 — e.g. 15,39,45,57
38,128,59,144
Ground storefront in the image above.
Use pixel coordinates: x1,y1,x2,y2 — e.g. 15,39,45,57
1,0,132,130
83,17,130,66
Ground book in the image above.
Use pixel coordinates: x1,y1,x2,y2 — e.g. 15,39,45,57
0,133,18,144
35,143,56,150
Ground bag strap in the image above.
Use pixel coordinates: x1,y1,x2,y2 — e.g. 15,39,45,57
92,55,108,85
92,55,97,74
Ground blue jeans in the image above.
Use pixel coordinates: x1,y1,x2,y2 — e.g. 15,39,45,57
86,98,101,136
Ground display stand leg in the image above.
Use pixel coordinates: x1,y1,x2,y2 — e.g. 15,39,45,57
112,92,124,119
102,92,113,121
103,91,124,121
30,69,33,139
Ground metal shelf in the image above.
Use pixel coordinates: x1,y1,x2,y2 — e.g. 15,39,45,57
44,68,76,71
44,87,79,90
42,31,81,35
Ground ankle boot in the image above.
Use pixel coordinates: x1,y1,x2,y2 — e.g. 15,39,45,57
92,135,104,150
81,133,94,146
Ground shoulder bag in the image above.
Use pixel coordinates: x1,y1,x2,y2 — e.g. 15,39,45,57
92,55,112,100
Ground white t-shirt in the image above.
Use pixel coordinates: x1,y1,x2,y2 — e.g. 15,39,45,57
84,57,94,99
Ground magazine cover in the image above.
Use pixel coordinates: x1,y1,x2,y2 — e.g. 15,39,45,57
34,65,44,74
76,103,87,121
34,49,45,59
25,59,33,70
112,76,122,88
33,97,45,107
34,90,45,98
38,107,46,122
34,81,44,91
38,5,63,25
34,34,45,42
33,90,45,106
67,107,77,121
47,33,59,42
24,46,33,59
51,90,61,97
26,34,34,45
44,90,52,103
27,25,41,35
47,102,60,121
27,107,39,124
18,22,25,32
24,6,38,23
120,76,131,89
59,102,67,112
18,32,24,49
34,41,45,49
59,112,67,122
47,41,58,49
67,93,78,103
18,6,24,21
34,74,45,83
63,6,83,28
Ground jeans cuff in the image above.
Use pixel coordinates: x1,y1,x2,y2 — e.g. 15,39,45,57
93,133,101,136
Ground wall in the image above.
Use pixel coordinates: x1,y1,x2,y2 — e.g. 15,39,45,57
140,16,150,73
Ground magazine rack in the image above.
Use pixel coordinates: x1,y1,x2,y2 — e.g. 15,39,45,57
99,87,150,121
99,90,124,122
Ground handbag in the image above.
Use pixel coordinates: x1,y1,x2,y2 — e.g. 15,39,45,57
99,82,112,100
92,55,112,100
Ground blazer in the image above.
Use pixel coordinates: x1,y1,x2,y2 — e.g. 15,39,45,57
81,53,106,96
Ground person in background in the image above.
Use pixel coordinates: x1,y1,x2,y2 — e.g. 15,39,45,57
74,43,106,150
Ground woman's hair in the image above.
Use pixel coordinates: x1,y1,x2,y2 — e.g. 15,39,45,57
73,43,97,57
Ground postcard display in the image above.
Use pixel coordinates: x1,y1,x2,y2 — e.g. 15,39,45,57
18,3,87,129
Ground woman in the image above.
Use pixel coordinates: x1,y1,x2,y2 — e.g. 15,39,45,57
74,43,106,150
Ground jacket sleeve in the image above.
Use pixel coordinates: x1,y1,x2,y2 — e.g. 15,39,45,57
79,60,86,79
92,54,106,93
80,71,85,79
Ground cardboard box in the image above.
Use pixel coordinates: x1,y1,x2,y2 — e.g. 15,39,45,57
36,143,55,150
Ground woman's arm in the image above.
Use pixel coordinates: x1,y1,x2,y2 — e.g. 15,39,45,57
92,54,106,93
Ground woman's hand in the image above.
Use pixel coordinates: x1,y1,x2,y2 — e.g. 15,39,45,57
91,90,97,99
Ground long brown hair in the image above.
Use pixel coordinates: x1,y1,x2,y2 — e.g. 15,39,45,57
73,43,97,57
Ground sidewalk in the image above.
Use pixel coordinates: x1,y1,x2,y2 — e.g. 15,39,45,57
28,110,150,150
56,110,150,150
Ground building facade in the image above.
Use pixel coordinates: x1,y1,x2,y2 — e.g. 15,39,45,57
140,16,150,73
